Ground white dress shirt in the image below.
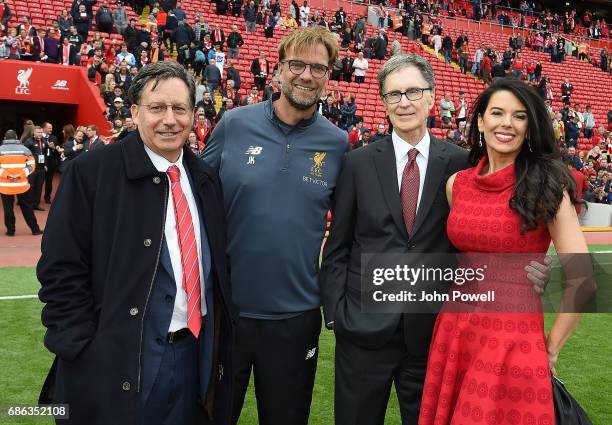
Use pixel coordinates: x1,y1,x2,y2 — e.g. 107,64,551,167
144,145,207,332
392,130,430,214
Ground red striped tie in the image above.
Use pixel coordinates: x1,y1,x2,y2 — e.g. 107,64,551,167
167,165,202,338
400,148,420,236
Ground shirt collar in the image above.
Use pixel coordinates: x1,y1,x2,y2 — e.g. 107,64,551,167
144,143,185,176
391,130,430,163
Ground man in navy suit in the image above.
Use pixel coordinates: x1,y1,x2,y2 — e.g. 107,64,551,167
38,62,236,425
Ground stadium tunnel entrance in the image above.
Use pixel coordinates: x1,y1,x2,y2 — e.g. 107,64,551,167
0,60,111,138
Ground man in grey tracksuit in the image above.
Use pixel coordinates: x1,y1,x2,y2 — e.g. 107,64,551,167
203,27,348,425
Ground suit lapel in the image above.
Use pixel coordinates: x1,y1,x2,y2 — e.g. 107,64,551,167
412,136,450,236
373,138,409,240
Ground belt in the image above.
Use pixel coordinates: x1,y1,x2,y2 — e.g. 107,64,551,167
166,328,192,344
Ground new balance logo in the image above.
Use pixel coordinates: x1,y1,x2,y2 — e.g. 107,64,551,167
245,146,263,165
305,347,317,360
51,80,69,90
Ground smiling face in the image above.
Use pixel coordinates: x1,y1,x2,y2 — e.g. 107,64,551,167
131,77,193,163
382,65,435,143
279,43,329,111
477,90,529,159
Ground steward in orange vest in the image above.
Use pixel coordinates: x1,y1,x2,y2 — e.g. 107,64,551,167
0,131,42,236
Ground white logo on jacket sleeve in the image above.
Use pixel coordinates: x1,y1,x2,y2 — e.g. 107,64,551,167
245,146,263,165
305,347,317,360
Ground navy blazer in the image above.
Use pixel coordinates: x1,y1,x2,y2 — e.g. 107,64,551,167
38,131,237,425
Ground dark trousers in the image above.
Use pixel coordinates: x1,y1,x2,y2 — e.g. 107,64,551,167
355,75,365,83
140,332,199,425
1,193,39,234
231,309,321,425
44,162,57,202
28,168,45,208
334,320,427,425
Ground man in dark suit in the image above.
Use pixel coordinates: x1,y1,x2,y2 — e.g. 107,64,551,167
320,54,468,425
320,54,550,425
57,36,77,65
41,122,59,204
211,24,225,50
38,62,236,425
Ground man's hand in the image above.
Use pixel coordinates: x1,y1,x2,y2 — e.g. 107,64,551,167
526,256,552,294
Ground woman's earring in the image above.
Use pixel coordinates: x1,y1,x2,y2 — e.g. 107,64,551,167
526,139,533,152
479,132,484,147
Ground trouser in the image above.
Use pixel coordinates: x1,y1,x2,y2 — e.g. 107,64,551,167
245,21,256,32
584,128,593,139
140,330,199,425
443,49,451,63
231,309,321,425
28,168,45,208
44,160,58,202
355,75,364,83
334,320,427,425
1,193,39,234
98,21,113,34
228,47,239,59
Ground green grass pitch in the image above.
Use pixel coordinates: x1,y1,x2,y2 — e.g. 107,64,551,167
0,261,610,424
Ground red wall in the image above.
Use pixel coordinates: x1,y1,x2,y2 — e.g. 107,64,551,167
0,60,111,135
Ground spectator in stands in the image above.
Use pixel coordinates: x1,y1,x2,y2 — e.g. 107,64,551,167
58,36,78,65
172,1,186,22
322,96,340,125
113,2,128,35
123,19,140,53
391,36,401,57
251,50,270,91
369,122,388,143
226,25,244,59
73,4,91,43
340,50,354,83
561,78,573,105
174,21,194,64
439,92,455,129
354,127,371,148
455,91,467,128
352,52,368,84
243,84,261,105
283,12,298,29
244,1,257,33
458,42,469,74
58,9,73,37
86,125,104,150
204,56,221,99
471,43,484,76
193,14,210,45
348,116,363,147
512,52,524,78
264,9,275,38
210,24,225,50
216,0,228,15
339,95,357,131
299,1,310,27
148,39,164,63
374,29,388,60
116,43,136,66
601,48,608,73
225,58,241,91
114,115,135,141
109,97,131,120
232,0,243,17
583,105,596,139
66,25,84,65
441,33,453,63
43,29,60,63
96,0,114,34
565,116,579,147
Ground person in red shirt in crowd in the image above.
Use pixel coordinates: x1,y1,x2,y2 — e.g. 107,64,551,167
194,112,211,151
565,157,588,214
513,52,524,79
481,52,493,83
348,115,364,148
526,60,536,81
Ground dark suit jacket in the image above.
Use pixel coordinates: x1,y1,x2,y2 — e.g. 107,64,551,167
57,44,77,65
250,58,270,77
38,131,236,424
320,135,469,356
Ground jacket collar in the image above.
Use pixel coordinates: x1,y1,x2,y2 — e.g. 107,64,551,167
265,93,319,128
121,130,214,183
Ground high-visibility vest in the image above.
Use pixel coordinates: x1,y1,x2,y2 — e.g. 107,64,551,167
0,140,34,195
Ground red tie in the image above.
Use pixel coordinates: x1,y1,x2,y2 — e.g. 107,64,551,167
400,148,420,236
167,165,202,338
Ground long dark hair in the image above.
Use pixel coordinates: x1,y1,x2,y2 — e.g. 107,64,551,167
467,78,581,233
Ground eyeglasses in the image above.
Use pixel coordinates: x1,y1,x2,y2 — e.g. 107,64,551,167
138,103,192,116
382,88,432,104
281,60,329,79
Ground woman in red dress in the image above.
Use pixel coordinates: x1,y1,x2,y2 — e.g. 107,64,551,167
419,78,589,425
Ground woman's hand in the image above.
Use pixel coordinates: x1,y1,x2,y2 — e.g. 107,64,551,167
547,349,559,376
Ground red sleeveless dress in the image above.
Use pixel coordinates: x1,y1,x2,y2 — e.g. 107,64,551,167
418,157,555,425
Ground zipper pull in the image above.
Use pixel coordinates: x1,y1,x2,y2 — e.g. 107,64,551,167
218,364,224,381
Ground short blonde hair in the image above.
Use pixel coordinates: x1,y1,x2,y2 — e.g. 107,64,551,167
278,26,339,67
